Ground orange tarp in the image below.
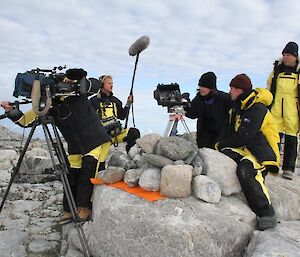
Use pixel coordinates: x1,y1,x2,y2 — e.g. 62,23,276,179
91,178,165,202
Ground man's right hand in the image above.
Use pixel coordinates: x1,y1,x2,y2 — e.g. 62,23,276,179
0,101,13,112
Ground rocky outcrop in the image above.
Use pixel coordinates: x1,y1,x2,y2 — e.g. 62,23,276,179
68,173,300,257
65,133,300,257
0,126,65,257
1,126,300,257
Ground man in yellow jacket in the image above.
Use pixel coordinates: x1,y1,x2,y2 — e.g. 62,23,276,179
267,42,300,180
216,74,280,231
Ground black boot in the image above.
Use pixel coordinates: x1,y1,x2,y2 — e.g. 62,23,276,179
257,215,277,231
124,127,141,153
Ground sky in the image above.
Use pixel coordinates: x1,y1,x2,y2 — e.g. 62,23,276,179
0,0,300,138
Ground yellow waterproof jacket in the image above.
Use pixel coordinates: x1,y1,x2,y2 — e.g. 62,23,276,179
266,58,300,136
218,88,280,169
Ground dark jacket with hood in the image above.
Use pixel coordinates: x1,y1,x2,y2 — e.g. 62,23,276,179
217,88,280,169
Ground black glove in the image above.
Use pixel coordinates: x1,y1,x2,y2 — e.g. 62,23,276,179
6,108,23,122
66,68,87,80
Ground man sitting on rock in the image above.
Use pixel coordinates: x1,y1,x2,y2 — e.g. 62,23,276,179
215,74,280,231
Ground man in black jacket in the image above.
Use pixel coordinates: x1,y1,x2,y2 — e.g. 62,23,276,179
1,70,111,222
184,71,231,148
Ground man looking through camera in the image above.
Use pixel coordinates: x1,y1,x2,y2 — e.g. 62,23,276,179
1,69,111,223
90,75,140,171
184,71,231,148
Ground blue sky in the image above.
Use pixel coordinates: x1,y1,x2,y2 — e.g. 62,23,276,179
0,0,300,137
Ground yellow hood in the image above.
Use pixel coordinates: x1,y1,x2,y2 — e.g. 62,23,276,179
241,88,273,110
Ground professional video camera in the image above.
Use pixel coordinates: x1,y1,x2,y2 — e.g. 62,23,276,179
153,83,183,107
13,66,100,99
153,83,190,111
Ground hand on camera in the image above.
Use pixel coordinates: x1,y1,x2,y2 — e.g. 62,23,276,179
0,101,13,113
181,92,190,102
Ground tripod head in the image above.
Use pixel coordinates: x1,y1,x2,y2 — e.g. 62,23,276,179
164,104,190,137
167,104,186,115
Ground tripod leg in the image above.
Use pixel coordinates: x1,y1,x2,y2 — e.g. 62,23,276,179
181,119,191,133
0,119,39,213
44,122,93,257
164,120,178,137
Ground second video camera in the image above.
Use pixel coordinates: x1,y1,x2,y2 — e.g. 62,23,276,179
153,83,183,107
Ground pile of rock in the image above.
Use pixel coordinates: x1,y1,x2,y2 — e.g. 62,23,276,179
98,133,241,203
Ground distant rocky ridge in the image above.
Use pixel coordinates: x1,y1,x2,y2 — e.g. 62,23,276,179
0,125,300,257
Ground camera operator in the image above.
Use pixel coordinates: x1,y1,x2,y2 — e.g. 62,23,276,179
1,69,111,223
90,75,140,171
184,71,232,148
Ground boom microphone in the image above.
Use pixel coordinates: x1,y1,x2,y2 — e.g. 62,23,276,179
128,35,150,56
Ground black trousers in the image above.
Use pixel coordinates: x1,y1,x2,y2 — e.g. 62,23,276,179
63,156,98,211
222,149,275,217
280,133,298,172
197,127,217,149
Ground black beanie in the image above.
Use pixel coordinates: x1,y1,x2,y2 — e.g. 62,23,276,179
198,71,217,89
282,42,298,57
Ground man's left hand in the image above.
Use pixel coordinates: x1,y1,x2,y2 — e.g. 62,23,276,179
127,95,133,103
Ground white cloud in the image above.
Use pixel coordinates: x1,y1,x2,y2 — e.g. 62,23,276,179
0,0,300,135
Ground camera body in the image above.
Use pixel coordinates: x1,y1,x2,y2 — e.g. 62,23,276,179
13,67,90,99
153,83,183,107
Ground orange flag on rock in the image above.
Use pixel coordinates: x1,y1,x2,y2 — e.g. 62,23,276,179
91,178,165,202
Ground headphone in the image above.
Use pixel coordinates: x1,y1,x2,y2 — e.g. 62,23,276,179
99,75,113,88
99,75,106,88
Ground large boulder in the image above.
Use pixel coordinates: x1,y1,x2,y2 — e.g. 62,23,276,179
138,167,161,191
198,148,241,195
266,174,300,220
67,173,300,257
135,133,162,154
244,221,300,257
160,164,193,198
193,175,221,203
108,150,136,170
154,137,197,161
18,156,59,183
87,186,254,257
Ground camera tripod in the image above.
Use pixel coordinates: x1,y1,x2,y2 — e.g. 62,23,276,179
164,105,190,137
0,115,93,257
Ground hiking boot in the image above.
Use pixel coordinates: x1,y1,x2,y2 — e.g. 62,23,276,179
282,170,293,180
77,207,90,221
59,212,73,225
257,215,277,231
